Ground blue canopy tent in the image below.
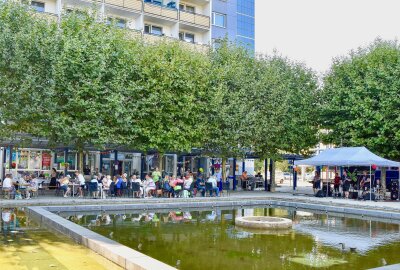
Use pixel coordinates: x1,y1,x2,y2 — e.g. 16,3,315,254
294,147,400,200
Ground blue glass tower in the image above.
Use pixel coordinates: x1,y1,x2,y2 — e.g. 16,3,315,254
211,0,255,52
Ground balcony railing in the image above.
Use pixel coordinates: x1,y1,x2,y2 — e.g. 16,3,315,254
179,10,210,28
104,0,142,11
144,2,178,20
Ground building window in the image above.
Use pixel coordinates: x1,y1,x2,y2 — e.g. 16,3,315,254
144,0,163,6
212,12,226,28
237,0,255,17
107,17,127,28
144,24,163,36
179,32,195,43
31,1,45,13
179,3,195,13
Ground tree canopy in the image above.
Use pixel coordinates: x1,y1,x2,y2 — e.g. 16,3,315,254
0,2,320,159
319,40,400,159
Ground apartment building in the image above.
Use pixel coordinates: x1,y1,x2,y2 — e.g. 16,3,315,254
29,0,255,51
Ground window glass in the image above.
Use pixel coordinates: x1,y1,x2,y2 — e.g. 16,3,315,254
237,14,254,38
212,12,226,28
18,150,29,170
116,18,126,28
42,151,52,170
29,151,41,170
31,1,45,13
144,25,150,33
237,0,255,17
67,153,76,171
185,33,195,43
152,26,163,35
186,5,195,13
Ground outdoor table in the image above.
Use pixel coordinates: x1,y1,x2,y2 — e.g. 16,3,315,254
68,183,80,197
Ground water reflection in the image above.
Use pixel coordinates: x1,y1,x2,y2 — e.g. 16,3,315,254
67,207,400,270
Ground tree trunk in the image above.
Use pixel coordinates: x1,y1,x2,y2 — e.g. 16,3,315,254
381,167,386,191
270,160,276,192
222,158,227,181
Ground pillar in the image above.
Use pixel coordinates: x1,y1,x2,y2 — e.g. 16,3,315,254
211,158,215,175
63,148,68,176
0,147,4,180
242,160,245,173
264,159,268,191
173,154,177,177
233,158,237,190
114,150,118,176
293,164,297,192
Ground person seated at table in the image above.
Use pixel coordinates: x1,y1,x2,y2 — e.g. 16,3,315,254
25,174,39,199
90,175,99,198
196,174,206,197
144,174,156,198
183,173,193,191
207,175,220,197
162,175,173,198
170,176,183,197
60,176,71,197
2,174,14,199
240,171,249,189
131,175,143,198
49,168,58,190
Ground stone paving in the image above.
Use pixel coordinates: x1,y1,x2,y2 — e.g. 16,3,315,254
2,189,400,214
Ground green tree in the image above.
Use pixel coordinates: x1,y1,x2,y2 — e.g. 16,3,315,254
251,55,319,159
320,40,400,159
0,3,58,139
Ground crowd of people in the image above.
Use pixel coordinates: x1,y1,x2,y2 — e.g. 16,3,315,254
56,167,224,199
311,170,381,199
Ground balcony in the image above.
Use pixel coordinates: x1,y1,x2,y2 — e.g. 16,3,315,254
144,2,178,21
179,10,209,29
104,0,142,12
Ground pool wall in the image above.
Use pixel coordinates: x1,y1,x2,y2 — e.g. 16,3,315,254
27,206,176,270
26,199,400,270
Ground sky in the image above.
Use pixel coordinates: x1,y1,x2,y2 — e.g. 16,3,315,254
255,0,400,73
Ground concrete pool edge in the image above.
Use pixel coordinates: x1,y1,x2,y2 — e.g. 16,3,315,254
25,199,400,270
26,206,176,270
37,199,400,221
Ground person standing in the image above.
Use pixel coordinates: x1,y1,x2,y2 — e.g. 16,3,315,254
152,167,161,189
75,171,86,198
333,172,341,197
342,171,351,199
312,171,321,194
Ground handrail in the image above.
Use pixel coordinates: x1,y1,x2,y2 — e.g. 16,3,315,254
179,9,210,28
104,0,143,12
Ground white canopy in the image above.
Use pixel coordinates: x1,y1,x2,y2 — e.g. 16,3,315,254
294,147,400,167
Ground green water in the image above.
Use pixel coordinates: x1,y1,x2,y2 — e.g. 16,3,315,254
68,207,400,270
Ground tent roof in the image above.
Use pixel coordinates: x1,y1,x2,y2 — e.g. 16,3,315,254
294,147,400,167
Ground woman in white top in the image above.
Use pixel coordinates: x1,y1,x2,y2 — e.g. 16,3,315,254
144,174,156,198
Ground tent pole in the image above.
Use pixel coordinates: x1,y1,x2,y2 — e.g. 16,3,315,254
326,166,329,197
369,165,372,201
